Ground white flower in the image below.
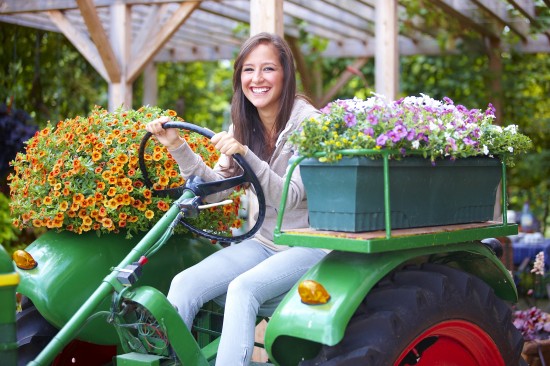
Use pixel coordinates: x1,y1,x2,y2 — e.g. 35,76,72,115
483,145,489,155
505,125,518,134
412,140,420,149
531,251,545,276
508,146,514,153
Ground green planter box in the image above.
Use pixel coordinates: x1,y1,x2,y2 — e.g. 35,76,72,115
300,156,501,232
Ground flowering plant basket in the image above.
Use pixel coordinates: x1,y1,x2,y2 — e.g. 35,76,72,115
289,94,532,165
289,94,532,232
8,106,243,238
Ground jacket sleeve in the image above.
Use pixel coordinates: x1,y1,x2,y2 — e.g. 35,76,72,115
168,141,235,202
242,148,305,210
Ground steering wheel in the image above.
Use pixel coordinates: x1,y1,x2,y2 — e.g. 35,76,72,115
138,121,266,242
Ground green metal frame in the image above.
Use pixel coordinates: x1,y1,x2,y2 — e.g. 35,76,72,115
265,149,518,366
274,149,516,251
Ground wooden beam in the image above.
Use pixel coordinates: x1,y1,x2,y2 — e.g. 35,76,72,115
250,0,283,36
47,9,109,81
127,1,199,83
428,0,499,41
375,0,398,100
76,0,121,82
142,62,158,106
507,0,536,21
108,1,131,110
471,0,528,42
285,0,374,37
132,4,169,55
0,0,198,14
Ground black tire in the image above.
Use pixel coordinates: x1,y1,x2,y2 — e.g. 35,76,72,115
301,263,524,366
16,297,58,366
16,297,116,366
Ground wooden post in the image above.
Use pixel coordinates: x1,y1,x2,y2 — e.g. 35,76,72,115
375,0,398,100
143,62,158,107
250,0,284,36
108,2,132,111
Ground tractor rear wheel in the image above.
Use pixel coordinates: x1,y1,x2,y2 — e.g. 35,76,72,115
301,263,524,366
16,297,116,366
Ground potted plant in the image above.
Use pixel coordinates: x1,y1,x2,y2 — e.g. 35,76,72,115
7,105,243,239
289,94,533,232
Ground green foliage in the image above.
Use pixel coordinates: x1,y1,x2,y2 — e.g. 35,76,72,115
0,192,18,244
0,23,107,126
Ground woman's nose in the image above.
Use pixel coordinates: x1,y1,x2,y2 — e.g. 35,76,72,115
252,70,263,83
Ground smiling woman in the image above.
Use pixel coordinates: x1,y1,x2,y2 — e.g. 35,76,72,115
144,32,328,366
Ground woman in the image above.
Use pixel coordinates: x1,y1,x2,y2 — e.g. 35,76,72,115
146,32,326,365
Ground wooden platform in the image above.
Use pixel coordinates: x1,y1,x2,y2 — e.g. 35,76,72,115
285,221,506,240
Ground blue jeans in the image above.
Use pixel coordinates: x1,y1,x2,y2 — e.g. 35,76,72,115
166,239,327,365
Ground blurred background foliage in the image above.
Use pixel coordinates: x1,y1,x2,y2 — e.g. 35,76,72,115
0,19,548,254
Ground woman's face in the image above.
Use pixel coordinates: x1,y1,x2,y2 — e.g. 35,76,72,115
240,43,284,118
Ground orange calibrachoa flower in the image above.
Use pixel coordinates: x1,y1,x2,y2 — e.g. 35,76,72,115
8,105,243,239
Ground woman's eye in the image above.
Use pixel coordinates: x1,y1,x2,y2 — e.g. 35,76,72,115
243,67,254,73
263,67,275,72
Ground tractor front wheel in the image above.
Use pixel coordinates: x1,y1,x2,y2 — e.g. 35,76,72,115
302,263,524,366
16,297,116,366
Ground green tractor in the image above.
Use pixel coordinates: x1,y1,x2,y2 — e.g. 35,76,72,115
7,122,524,365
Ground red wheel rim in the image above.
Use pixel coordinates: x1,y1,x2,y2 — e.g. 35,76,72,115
395,320,504,366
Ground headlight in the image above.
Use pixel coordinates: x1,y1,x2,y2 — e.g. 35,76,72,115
12,249,37,270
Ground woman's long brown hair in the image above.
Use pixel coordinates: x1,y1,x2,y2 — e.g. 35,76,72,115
231,32,297,162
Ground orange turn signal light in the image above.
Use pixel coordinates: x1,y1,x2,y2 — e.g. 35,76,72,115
13,250,37,270
298,280,330,305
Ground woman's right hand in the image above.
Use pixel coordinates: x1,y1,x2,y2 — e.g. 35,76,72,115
145,116,185,150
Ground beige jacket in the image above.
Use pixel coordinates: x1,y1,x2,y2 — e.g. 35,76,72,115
169,98,320,251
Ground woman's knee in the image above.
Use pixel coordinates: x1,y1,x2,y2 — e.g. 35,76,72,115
226,275,259,307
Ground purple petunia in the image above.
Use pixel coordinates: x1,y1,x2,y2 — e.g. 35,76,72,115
376,134,389,146
344,113,357,127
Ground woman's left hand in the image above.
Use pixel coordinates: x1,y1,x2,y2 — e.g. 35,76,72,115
211,131,247,156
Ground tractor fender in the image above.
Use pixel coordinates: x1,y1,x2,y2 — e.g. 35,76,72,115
16,230,218,345
265,240,516,365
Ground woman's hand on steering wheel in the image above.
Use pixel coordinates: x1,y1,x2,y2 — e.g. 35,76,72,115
145,116,185,150
139,121,266,243
211,131,247,157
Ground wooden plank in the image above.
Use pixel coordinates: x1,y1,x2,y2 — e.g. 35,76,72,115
284,221,506,241
127,0,199,83
76,0,121,82
47,9,109,81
